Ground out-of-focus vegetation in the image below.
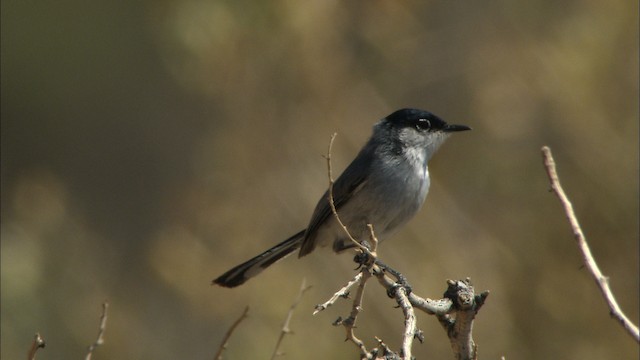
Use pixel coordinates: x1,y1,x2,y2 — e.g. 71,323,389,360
2,0,637,359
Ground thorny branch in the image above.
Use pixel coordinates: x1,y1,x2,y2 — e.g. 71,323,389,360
317,267,488,360
85,302,109,360
541,146,639,343
316,133,488,359
27,333,46,360
314,272,363,315
335,267,373,356
214,306,249,360
325,133,375,257
271,279,312,359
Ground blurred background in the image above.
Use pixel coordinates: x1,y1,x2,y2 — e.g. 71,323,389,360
2,0,638,359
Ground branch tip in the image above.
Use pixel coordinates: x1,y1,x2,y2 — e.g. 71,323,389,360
541,146,639,343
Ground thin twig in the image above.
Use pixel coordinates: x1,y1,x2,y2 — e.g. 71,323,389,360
314,272,363,315
270,279,312,360
27,333,46,360
325,133,372,255
373,337,399,360
214,306,250,360
313,226,379,315
85,302,109,360
324,133,378,358
336,267,373,357
366,224,379,257
541,146,639,343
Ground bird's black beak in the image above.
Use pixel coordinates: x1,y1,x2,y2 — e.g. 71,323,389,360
443,124,472,132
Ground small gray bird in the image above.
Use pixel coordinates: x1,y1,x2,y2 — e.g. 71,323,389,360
213,108,470,287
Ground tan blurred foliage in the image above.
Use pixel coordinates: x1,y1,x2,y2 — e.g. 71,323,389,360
2,0,637,359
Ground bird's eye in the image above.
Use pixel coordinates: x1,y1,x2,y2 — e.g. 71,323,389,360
415,118,431,131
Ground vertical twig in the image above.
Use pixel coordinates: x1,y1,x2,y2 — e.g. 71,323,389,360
325,133,372,255
541,146,639,343
270,279,312,359
393,287,417,359
214,306,250,360
85,302,109,360
27,333,46,360
338,267,373,357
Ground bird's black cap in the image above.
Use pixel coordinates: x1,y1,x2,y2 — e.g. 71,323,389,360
385,108,470,132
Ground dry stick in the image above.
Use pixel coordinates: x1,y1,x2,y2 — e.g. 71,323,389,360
373,271,488,360
27,333,46,360
337,267,372,356
316,272,370,355
315,133,368,316
325,134,424,358
324,133,378,357
437,279,488,360
314,272,363,315
366,224,379,257
85,302,109,360
372,270,452,316
541,146,640,343
394,286,417,359
364,231,425,359
270,279,312,360
373,337,395,358
325,133,373,256
370,221,418,359
214,306,250,360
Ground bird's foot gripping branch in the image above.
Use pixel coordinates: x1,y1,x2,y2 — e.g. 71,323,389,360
315,257,489,360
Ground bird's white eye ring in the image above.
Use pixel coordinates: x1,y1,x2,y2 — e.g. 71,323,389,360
416,119,431,130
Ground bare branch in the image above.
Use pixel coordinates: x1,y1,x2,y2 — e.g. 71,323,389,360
393,286,417,359
407,293,453,316
334,267,374,357
325,133,373,256
314,272,363,315
541,146,640,343
321,260,487,359
372,266,487,360
436,279,489,360
214,306,249,360
371,265,451,316
27,333,46,360
373,337,401,360
319,132,487,358
270,279,312,360
85,302,109,360
366,224,379,257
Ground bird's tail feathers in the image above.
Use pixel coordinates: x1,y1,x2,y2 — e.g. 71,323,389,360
212,230,305,288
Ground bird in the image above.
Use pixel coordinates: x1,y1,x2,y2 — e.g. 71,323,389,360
213,108,471,287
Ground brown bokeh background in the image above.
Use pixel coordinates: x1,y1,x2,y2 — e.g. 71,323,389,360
2,1,638,359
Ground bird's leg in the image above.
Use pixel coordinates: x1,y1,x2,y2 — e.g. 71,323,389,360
349,241,412,297
352,239,375,269
373,259,413,297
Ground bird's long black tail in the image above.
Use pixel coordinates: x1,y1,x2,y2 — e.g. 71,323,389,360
212,230,305,287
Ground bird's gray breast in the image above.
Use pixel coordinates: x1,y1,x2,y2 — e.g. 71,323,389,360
341,148,430,240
